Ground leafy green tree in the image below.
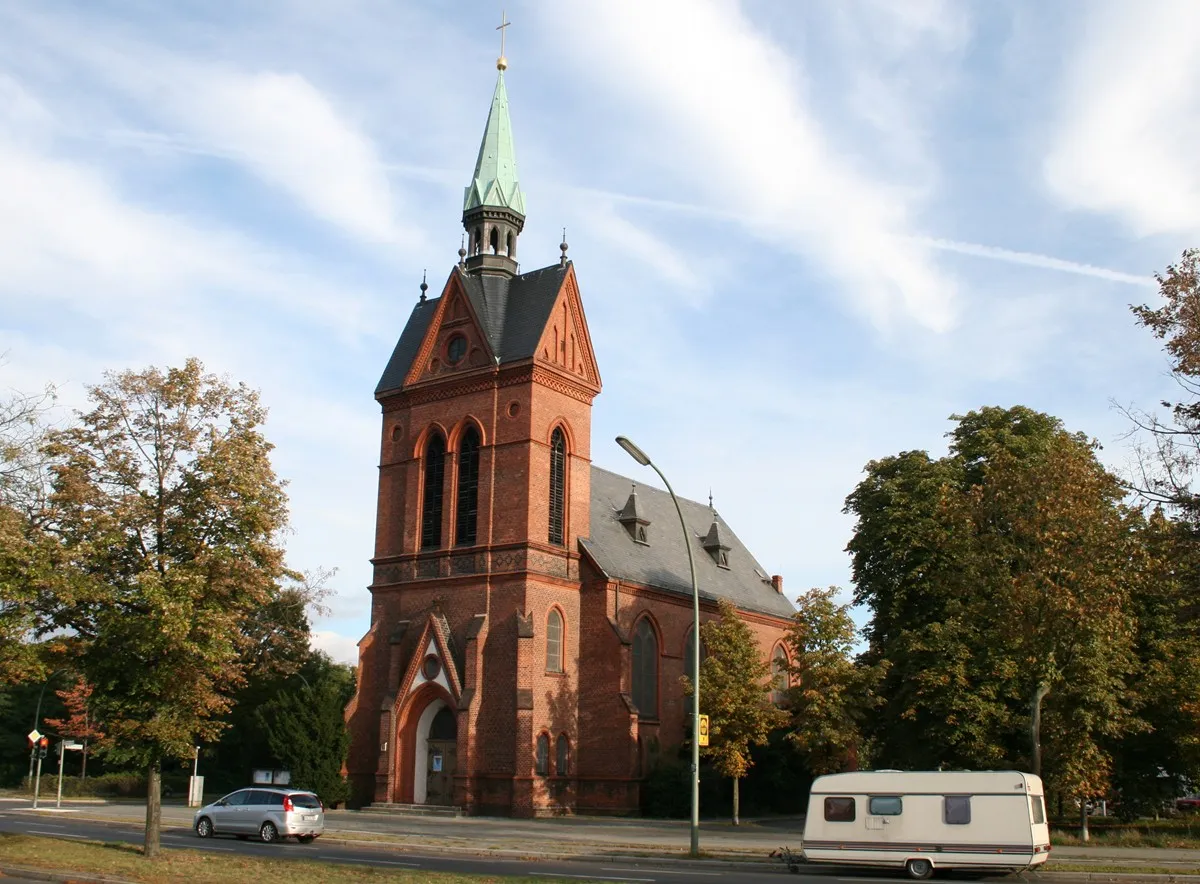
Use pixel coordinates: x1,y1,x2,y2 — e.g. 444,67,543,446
257,652,355,807
682,598,786,825
41,359,305,857
0,375,58,685
847,406,1140,804
784,587,882,774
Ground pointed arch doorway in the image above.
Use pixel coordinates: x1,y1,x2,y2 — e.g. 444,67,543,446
414,700,458,805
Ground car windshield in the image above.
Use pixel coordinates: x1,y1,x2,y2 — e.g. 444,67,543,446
290,793,321,809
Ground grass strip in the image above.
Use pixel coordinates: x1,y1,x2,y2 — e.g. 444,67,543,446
0,833,582,884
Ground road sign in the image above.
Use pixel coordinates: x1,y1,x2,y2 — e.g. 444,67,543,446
698,714,710,747
62,741,83,750
27,729,41,744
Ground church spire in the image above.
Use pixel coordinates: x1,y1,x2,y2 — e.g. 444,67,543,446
462,12,526,277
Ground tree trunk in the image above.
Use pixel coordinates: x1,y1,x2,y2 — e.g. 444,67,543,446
732,776,740,826
1030,682,1051,777
144,760,161,857
81,741,87,780
1080,800,1090,843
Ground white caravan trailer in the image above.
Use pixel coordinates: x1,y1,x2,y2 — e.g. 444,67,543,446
802,770,1050,879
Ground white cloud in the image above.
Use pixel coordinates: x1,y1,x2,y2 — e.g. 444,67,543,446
311,630,362,667
1044,0,1200,236
537,0,960,332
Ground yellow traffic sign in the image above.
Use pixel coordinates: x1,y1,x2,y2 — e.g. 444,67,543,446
698,714,710,747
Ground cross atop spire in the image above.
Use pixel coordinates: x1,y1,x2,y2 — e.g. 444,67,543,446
496,10,511,70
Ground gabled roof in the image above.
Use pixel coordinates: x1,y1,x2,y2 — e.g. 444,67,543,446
375,263,569,397
581,466,795,620
463,71,525,216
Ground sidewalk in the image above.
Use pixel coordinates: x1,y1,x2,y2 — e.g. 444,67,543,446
6,797,1200,875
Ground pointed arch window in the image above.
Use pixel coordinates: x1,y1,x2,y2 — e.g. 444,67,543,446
535,733,550,776
771,645,790,705
489,227,499,254
506,231,515,257
455,427,481,546
631,618,659,719
546,609,564,673
556,734,570,776
549,428,566,546
421,433,446,550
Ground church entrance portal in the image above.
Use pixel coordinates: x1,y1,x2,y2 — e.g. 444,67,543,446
413,701,457,805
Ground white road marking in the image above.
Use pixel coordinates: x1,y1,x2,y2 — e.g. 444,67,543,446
529,875,654,883
28,830,85,839
602,870,720,877
320,857,420,868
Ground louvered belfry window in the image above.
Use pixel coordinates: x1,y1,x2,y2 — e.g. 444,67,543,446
455,427,481,546
548,428,566,545
421,434,446,550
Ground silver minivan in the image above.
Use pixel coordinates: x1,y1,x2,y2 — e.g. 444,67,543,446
193,787,324,843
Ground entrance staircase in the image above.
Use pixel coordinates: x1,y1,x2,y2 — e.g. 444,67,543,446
360,802,464,818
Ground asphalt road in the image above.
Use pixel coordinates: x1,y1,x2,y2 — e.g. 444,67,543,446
0,807,984,883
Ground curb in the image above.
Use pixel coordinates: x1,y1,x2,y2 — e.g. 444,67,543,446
0,864,139,884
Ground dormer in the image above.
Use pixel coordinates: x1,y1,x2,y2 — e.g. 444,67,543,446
617,485,650,545
701,512,731,568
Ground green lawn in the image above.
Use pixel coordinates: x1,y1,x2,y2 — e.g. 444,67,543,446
0,834,583,884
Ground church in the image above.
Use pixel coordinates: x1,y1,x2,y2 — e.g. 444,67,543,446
344,47,796,817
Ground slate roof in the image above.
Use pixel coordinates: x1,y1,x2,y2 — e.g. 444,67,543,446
582,466,796,620
375,263,569,397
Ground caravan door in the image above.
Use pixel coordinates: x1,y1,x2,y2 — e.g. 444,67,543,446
865,795,904,839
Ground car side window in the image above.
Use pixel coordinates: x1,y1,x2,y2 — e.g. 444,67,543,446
267,792,284,806
869,796,903,815
824,797,856,822
224,791,249,806
1031,795,1046,824
248,790,273,806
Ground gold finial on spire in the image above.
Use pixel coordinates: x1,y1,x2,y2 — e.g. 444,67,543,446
496,10,511,70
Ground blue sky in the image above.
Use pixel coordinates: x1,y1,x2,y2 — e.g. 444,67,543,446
2,0,1197,664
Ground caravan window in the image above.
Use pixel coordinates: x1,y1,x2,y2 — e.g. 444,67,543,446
869,796,903,815
824,797,856,822
944,796,971,824
1031,795,1046,824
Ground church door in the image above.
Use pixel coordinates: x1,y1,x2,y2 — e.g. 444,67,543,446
424,706,457,805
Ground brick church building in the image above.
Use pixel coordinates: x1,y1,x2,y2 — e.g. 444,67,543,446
344,53,795,816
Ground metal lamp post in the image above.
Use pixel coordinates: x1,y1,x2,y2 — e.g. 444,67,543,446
29,669,67,781
615,435,701,858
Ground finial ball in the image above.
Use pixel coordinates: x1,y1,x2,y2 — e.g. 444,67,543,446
496,56,508,70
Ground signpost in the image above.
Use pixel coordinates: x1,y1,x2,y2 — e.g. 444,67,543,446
30,736,49,809
56,740,83,809
698,714,710,748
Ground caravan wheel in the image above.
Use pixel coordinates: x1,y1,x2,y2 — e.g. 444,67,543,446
905,858,934,880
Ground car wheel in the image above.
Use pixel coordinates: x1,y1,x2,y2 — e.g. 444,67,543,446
259,821,279,843
906,858,934,880
297,834,316,844
195,817,213,839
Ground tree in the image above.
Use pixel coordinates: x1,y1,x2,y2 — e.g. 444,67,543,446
1128,248,1200,515
257,652,355,807
682,599,786,825
784,587,882,774
847,407,1141,804
41,359,305,857
44,677,104,779
0,373,58,684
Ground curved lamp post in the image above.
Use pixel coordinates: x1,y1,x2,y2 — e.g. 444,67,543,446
615,435,701,858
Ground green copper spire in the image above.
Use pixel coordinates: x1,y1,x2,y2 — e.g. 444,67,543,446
463,70,525,216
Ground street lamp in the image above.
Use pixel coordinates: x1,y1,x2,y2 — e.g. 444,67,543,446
615,435,701,858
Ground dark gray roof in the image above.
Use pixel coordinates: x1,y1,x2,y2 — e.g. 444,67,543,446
582,466,795,620
376,263,569,397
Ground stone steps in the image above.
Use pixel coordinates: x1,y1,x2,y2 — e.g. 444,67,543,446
359,802,464,818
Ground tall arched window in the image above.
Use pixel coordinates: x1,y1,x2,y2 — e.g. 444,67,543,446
420,433,446,550
548,428,566,545
455,427,481,546
556,734,570,776
546,609,564,673
631,618,659,719
473,227,482,255
489,227,499,254
506,231,515,257
535,733,550,776
771,645,790,705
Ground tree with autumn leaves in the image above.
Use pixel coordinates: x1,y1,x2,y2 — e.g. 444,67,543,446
44,677,103,779
36,359,313,857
